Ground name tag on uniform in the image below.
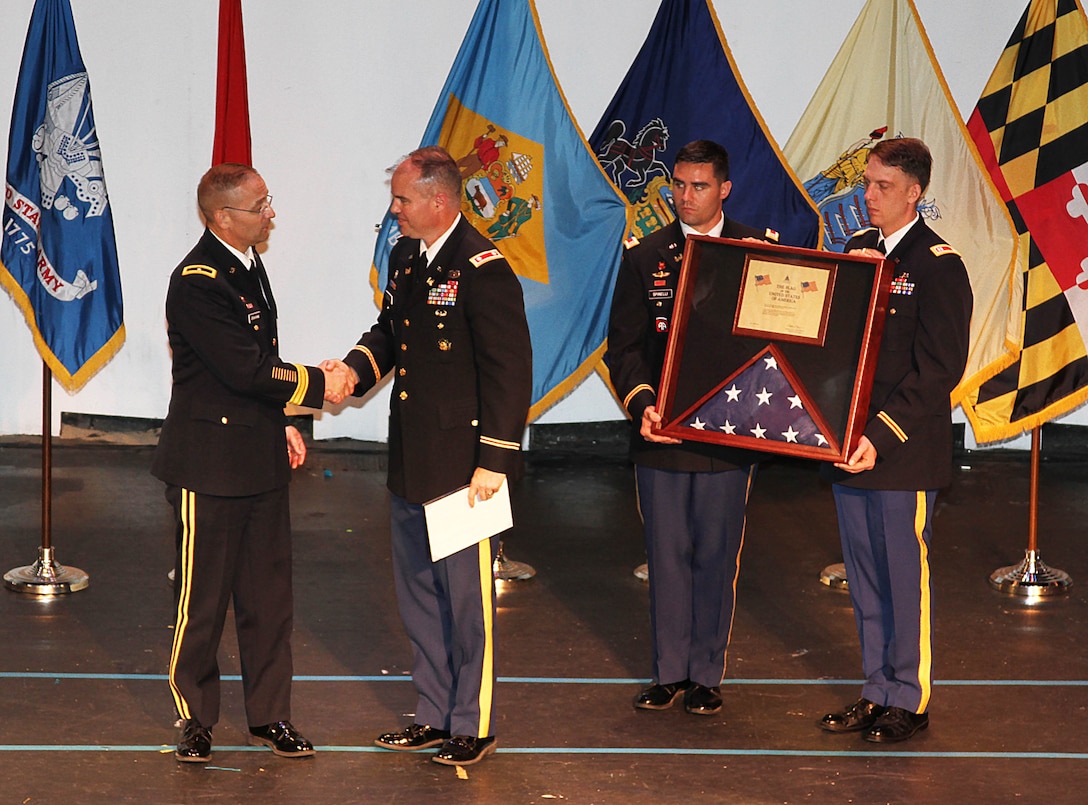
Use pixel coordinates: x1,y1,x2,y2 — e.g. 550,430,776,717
649,289,673,301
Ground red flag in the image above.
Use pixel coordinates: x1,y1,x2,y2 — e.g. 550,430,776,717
211,0,251,166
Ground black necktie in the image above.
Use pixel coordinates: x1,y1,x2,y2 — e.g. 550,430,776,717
875,238,886,255
252,257,275,317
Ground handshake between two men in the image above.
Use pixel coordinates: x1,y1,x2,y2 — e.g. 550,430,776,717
319,359,358,405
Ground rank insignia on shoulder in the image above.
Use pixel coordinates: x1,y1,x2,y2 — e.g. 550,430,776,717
765,228,780,243
624,234,640,249
931,244,961,257
181,264,217,279
470,249,503,267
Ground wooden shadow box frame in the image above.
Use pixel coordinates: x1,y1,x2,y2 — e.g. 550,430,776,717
656,236,892,463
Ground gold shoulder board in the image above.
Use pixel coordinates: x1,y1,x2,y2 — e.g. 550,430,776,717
470,249,504,268
181,264,218,279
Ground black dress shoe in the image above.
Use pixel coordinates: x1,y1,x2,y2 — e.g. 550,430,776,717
432,735,497,766
633,680,691,710
818,697,886,733
374,723,451,751
684,684,723,715
248,720,316,757
175,719,212,763
865,706,929,743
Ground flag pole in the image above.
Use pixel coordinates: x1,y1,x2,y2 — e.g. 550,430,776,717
3,362,89,595
988,426,1071,597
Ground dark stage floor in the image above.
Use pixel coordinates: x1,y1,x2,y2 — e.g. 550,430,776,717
1,437,1087,804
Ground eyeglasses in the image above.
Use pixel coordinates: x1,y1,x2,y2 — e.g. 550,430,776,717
222,194,274,215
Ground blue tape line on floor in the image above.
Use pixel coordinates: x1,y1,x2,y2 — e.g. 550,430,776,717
2,672,1087,686
0,745,1086,760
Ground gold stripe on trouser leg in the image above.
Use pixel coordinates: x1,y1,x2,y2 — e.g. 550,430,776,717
476,538,496,738
720,465,756,681
168,488,197,720
914,491,933,713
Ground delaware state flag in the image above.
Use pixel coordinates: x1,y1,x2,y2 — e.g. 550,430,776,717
1,0,124,392
371,0,631,419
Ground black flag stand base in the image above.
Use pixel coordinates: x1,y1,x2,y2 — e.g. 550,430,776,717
5,546,89,595
819,562,850,592
494,540,535,581
989,549,1071,597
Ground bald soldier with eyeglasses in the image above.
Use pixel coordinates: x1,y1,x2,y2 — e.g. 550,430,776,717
153,163,354,763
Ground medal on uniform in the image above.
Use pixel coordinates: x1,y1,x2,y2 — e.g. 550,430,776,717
428,279,458,306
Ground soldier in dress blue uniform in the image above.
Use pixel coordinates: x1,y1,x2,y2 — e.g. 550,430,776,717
337,146,531,767
818,138,973,743
606,140,777,718
153,163,352,763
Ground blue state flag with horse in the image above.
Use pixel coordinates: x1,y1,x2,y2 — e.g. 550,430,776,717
0,0,125,392
588,0,819,248
370,0,631,419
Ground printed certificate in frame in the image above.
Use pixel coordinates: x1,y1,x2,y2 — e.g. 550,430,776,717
655,236,891,463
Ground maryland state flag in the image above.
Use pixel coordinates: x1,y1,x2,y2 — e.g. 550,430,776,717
0,0,124,392
966,0,1088,442
371,0,630,419
784,0,1020,413
588,0,819,248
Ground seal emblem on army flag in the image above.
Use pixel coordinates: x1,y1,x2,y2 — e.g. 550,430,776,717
439,96,547,285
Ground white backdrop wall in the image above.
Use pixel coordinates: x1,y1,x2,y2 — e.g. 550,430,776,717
0,0,1062,449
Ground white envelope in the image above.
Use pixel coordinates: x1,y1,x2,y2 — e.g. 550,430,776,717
423,480,513,562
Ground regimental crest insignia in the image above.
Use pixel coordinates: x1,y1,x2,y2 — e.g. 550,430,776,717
804,127,941,251
441,95,547,285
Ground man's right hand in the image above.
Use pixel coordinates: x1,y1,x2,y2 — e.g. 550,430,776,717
640,405,682,445
320,359,357,404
